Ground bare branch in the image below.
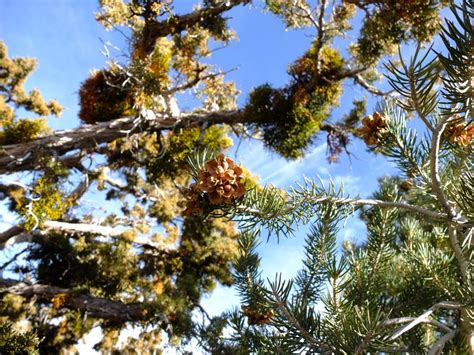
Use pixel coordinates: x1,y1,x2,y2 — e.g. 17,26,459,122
354,73,395,97
389,301,463,340
382,316,452,333
427,330,458,355
43,220,177,252
68,174,90,203
0,248,28,270
0,220,176,253
138,0,251,56
0,110,247,175
0,225,24,245
0,278,166,323
430,116,471,289
43,220,125,237
430,115,457,218
313,0,328,73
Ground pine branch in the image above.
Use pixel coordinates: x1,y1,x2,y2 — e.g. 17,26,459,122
430,114,457,218
437,0,473,118
268,280,331,353
385,45,439,131
239,195,450,224
448,226,472,291
0,278,167,323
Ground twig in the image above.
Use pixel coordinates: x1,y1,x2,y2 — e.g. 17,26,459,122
427,329,458,355
354,73,395,97
0,248,28,270
430,114,456,218
382,316,452,333
389,301,462,340
238,196,451,223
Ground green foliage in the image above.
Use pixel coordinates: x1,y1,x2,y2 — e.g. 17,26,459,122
0,118,49,145
18,176,70,231
0,41,60,145
78,68,135,124
386,44,441,119
0,321,39,355
437,0,473,118
343,99,367,128
148,125,233,179
244,46,344,158
356,0,446,65
27,233,140,296
0,0,468,353
221,0,474,352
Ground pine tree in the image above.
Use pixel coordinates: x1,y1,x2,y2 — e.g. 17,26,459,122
188,0,472,352
0,0,459,352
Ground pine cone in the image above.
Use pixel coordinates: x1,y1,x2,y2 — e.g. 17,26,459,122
445,119,473,147
241,304,274,325
355,112,388,145
195,154,246,205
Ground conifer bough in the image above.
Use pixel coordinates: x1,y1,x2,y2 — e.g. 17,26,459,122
0,0,462,352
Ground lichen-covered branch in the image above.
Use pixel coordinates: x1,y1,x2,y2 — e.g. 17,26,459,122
138,0,251,55
0,221,176,252
0,110,246,174
0,278,164,323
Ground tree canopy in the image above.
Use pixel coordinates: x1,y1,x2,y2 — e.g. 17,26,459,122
0,0,471,353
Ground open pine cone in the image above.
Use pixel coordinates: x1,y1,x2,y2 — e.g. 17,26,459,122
445,119,473,147
355,112,388,145
195,154,246,205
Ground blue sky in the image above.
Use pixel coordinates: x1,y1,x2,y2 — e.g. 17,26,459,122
0,0,397,351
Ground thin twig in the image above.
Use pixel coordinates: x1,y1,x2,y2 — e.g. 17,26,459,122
427,329,458,355
430,114,456,218
0,248,28,270
238,196,451,223
382,316,452,333
389,301,462,340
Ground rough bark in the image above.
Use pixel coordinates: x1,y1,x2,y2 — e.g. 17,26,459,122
0,110,245,175
138,0,251,55
0,278,163,323
0,220,176,252
0,225,24,245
